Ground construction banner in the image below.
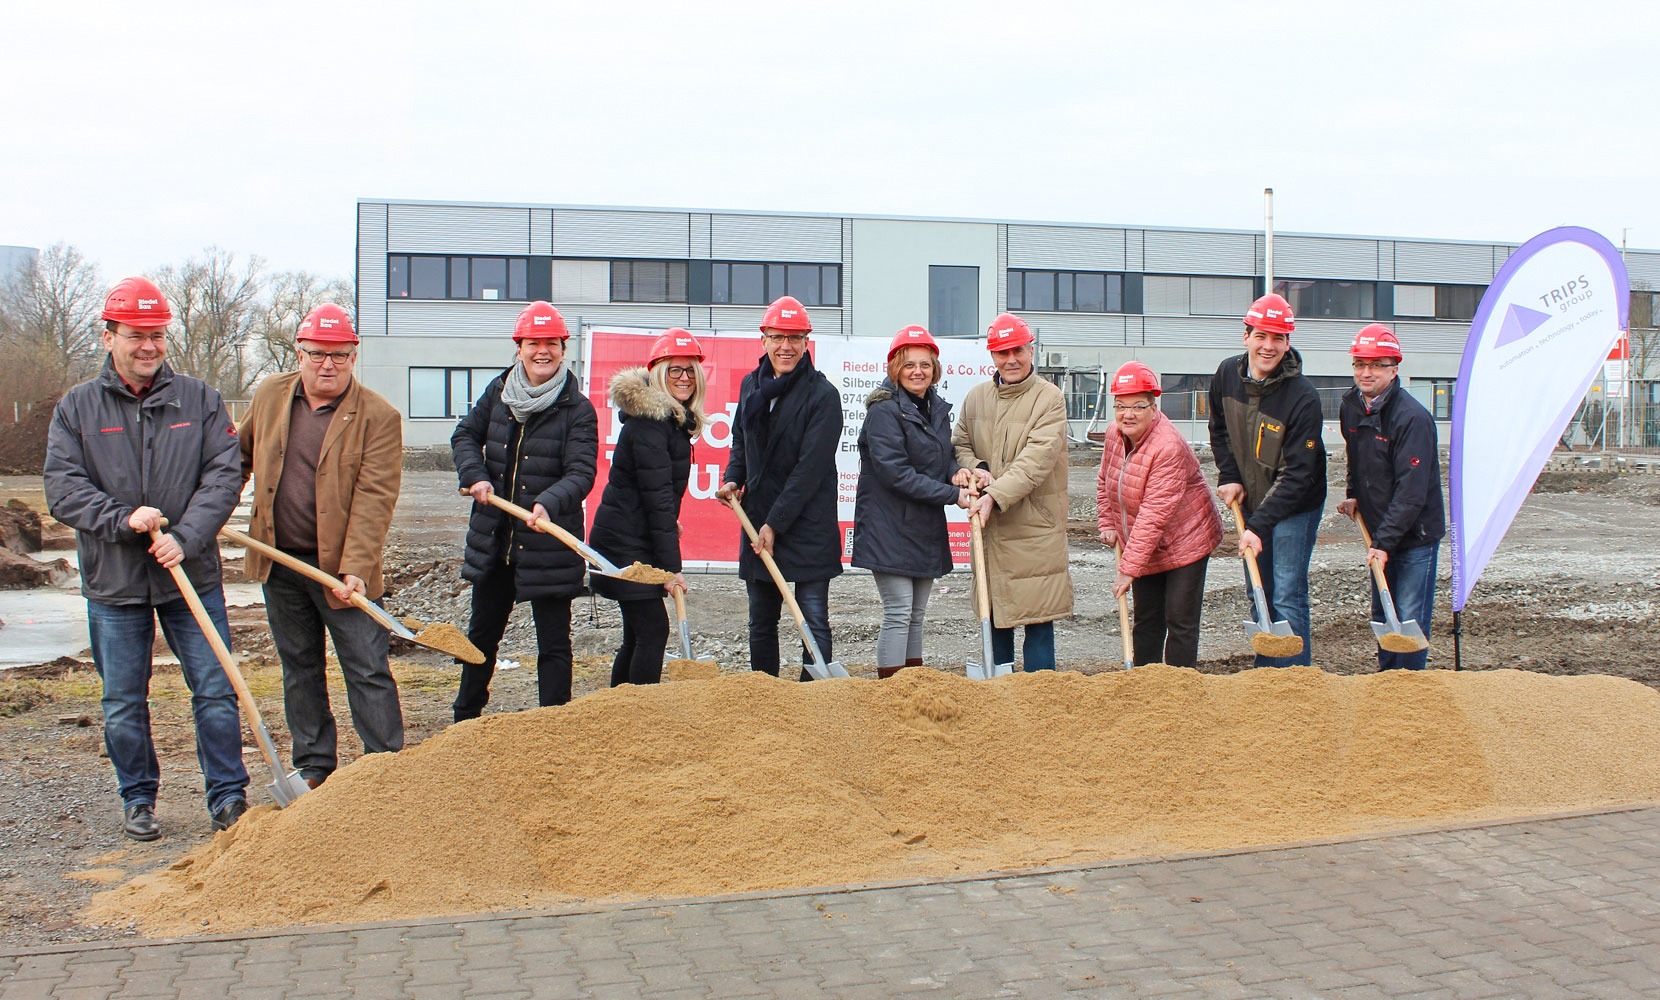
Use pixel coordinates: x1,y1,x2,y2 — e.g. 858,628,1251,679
583,328,994,571
1448,227,1630,610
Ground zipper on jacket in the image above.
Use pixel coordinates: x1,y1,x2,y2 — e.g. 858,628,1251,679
505,422,524,565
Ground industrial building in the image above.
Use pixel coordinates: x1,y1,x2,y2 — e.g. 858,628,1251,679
352,201,1660,447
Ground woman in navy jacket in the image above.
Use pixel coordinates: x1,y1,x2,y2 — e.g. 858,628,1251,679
590,330,707,685
851,326,970,677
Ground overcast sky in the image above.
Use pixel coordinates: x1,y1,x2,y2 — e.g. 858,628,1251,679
4,1,1656,284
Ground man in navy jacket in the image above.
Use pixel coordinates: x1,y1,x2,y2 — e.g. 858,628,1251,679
1337,325,1445,670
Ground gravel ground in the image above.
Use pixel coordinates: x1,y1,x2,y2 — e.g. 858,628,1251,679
4,455,1660,949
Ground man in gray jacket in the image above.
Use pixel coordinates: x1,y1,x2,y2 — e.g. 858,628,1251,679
44,277,249,841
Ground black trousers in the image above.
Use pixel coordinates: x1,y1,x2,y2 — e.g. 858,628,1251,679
610,598,669,687
1129,557,1209,668
454,560,573,721
745,578,831,682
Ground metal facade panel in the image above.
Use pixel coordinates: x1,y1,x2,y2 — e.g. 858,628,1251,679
568,305,696,330
1143,230,1258,276
1143,275,1190,315
1126,229,1145,271
1190,277,1253,316
1271,235,1382,280
1005,225,1127,271
690,215,712,258
1394,241,1496,283
1377,241,1395,280
1392,321,1469,355
1394,284,1435,317
551,260,610,303
552,210,691,258
530,210,553,254
708,306,769,333
1627,250,1660,288
357,203,388,338
709,214,843,261
388,300,525,338
996,226,1008,309
1024,313,1128,347
1289,318,1371,353
1142,316,1247,351
840,221,854,332
388,204,532,254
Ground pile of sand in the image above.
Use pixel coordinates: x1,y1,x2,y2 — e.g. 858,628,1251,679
89,666,1660,936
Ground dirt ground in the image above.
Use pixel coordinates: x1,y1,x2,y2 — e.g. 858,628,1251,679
4,454,1660,949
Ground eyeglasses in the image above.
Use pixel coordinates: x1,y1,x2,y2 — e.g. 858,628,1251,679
116,332,167,346
299,348,356,366
899,361,933,372
1113,402,1154,412
664,365,699,380
762,334,808,346
1352,361,1397,372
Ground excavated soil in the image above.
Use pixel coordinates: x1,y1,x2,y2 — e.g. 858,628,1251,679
85,666,1660,936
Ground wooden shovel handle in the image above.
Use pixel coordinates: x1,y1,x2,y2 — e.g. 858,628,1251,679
1353,513,1392,593
480,492,595,565
219,526,385,621
1227,500,1267,590
970,509,992,623
149,529,268,734
671,583,688,624
1115,545,1134,665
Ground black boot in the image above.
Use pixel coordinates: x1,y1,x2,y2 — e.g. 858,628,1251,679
123,803,160,841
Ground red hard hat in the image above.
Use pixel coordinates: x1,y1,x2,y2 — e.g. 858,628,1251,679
101,276,172,328
986,313,1034,352
648,328,705,366
887,325,939,361
296,303,358,344
759,295,812,333
1244,293,1295,335
1350,323,1403,360
514,301,570,341
1110,361,1162,397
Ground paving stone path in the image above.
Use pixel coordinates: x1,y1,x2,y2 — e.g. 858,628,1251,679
5,807,1660,998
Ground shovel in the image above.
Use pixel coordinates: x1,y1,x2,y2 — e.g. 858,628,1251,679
965,504,1014,680
148,528,309,807
1226,500,1304,660
723,496,848,680
1354,513,1430,654
478,493,675,584
665,585,720,680
1114,544,1134,669
220,526,484,663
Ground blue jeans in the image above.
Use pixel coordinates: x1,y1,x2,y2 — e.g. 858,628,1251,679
87,592,249,814
1374,541,1438,670
992,620,1056,672
746,578,831,681
1248,506,1320,667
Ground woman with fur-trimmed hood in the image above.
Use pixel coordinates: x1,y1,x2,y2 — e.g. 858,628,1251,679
589,330,708,685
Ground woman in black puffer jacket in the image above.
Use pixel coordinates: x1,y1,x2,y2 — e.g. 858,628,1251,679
451,302,597,719
590,329,707,685
851,326,970,677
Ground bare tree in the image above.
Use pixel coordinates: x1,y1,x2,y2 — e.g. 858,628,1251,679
0,243,105,405
249,271,354,382
154,247,265,396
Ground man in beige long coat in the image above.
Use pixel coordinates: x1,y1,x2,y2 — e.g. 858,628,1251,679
238,304,403,787
951,312,1073,670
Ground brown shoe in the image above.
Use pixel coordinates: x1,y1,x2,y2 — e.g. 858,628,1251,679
876,666,904,679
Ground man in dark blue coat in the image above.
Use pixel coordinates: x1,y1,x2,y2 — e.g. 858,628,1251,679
1337,325,1445,670
44,277,249,841
717,296,843,680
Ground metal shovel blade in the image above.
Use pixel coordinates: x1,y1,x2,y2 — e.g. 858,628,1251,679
966,615,1014,680
677,620,695,661
268,768,310,807
1370,617,1430,652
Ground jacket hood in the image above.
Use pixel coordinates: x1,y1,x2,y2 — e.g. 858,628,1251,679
609,366,690,425
864,377,897,409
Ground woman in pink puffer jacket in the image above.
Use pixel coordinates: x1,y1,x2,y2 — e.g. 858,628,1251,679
1096,362,1223,666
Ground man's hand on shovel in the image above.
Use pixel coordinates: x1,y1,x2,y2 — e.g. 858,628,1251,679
130,507,186,568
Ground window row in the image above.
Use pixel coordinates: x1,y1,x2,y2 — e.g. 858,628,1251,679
1392,283,1486,322
409,366,503,419
389,256,529,301
1007,270,1124,313
386,254,1486,324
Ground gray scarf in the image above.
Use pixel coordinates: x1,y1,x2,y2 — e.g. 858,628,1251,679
500,360,568,423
